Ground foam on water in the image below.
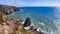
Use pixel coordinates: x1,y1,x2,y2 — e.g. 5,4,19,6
53,7,60,34
39,22,45,26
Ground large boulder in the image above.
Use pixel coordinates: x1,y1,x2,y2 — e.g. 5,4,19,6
23,17,31,27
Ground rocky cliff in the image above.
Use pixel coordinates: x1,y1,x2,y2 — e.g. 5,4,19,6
0,5,20,22
0,5,20,15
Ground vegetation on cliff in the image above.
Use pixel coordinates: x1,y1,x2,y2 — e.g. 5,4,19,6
0,5,20,15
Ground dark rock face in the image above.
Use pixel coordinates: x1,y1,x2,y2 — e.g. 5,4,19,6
23,17,31,27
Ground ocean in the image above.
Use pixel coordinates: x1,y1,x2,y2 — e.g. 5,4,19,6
9,7,60,34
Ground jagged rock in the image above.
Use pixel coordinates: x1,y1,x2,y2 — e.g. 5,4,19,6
0,23,14,34
18,24,24,30
23,17,31,27
30,26,37,31
39,32,45,34
27,30,44,34
12,17,23,26
26,26,45,34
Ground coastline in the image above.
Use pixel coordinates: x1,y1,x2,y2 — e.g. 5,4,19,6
0,5,44,34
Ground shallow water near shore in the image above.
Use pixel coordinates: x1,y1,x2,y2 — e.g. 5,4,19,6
9,7,60,34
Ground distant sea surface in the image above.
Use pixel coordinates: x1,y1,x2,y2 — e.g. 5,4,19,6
9,7,60,34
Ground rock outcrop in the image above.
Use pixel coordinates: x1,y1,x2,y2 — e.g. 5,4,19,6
0,4,20,15
23,17,31,27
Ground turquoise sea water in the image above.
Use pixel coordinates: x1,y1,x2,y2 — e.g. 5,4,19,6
9,7,60,34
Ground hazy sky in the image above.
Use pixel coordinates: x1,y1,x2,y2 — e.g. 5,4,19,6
0,0,60,7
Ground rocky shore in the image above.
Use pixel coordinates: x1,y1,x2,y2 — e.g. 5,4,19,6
0,5,44,34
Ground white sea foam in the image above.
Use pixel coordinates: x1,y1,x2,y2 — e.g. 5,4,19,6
51,7,60,34
37,7,60,34
37,28,48,34
39,22,45,26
